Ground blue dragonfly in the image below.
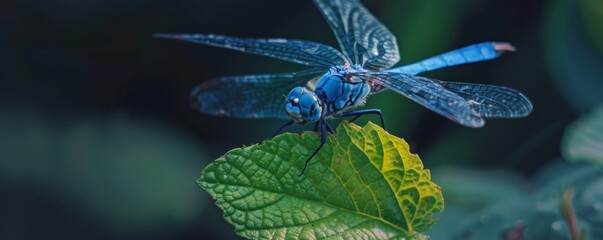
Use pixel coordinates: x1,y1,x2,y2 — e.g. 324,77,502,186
156,0,533,174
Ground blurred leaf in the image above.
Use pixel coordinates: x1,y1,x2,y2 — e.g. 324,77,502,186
385,0,465,60
426,167,527,239
575,178,603,238
432,166,526,211
59,114,208,234
197,122,443,239
563,104,603,166
545,0,603,112
0,109,210,237
0,108,57,181
578,0,603,54
445,161,603,240
425,206,472,240
422,129,480,166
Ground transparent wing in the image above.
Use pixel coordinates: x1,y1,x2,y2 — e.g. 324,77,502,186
155,33,347,68
313,0,400,70
191,68,324,119
438,81,533,119
353,72,532,127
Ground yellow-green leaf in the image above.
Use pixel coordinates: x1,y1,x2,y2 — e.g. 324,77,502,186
197,122,444,239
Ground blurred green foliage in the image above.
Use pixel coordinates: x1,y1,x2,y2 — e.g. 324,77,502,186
0,109,210,238
428,162,603,239
578,0,603,54
2,0,603,238
545,0,603,112
563,104,603,166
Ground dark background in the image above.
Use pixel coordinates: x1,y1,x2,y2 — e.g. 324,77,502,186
1,0,602,239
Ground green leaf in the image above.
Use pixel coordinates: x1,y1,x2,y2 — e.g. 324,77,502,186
578,0,603,54
0,110,210,237
545,0,603,112
197,122,444,239
442,161,603,240
563,104,603,166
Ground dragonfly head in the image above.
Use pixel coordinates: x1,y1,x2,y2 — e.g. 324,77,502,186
286,86,322,123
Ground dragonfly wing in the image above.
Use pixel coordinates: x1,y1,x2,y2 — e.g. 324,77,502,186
191,68,324,119
437,81,533,118
353,72,532,127
155,33,347,68
313,0,400,70
354,72,483,127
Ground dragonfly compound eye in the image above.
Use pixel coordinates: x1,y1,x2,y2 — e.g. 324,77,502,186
285,102,303,123
287,86,305,102
299,93,322,122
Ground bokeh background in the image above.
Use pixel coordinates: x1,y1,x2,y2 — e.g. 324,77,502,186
1,0,602,239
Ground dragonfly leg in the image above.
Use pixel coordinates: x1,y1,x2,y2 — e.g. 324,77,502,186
299,119,327,176
314,121,334,134
271,120,294,138
325,121,336,134
338,109,385,129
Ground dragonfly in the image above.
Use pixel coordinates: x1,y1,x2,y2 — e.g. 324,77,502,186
156,0,533,175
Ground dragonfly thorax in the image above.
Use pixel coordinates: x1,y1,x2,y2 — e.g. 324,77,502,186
314,66,371,115
285,86,323,123
285,66,372,124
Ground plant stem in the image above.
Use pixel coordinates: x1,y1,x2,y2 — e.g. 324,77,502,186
561,188,579,240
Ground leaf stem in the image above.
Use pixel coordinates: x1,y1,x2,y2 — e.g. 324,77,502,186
560,188,580,240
